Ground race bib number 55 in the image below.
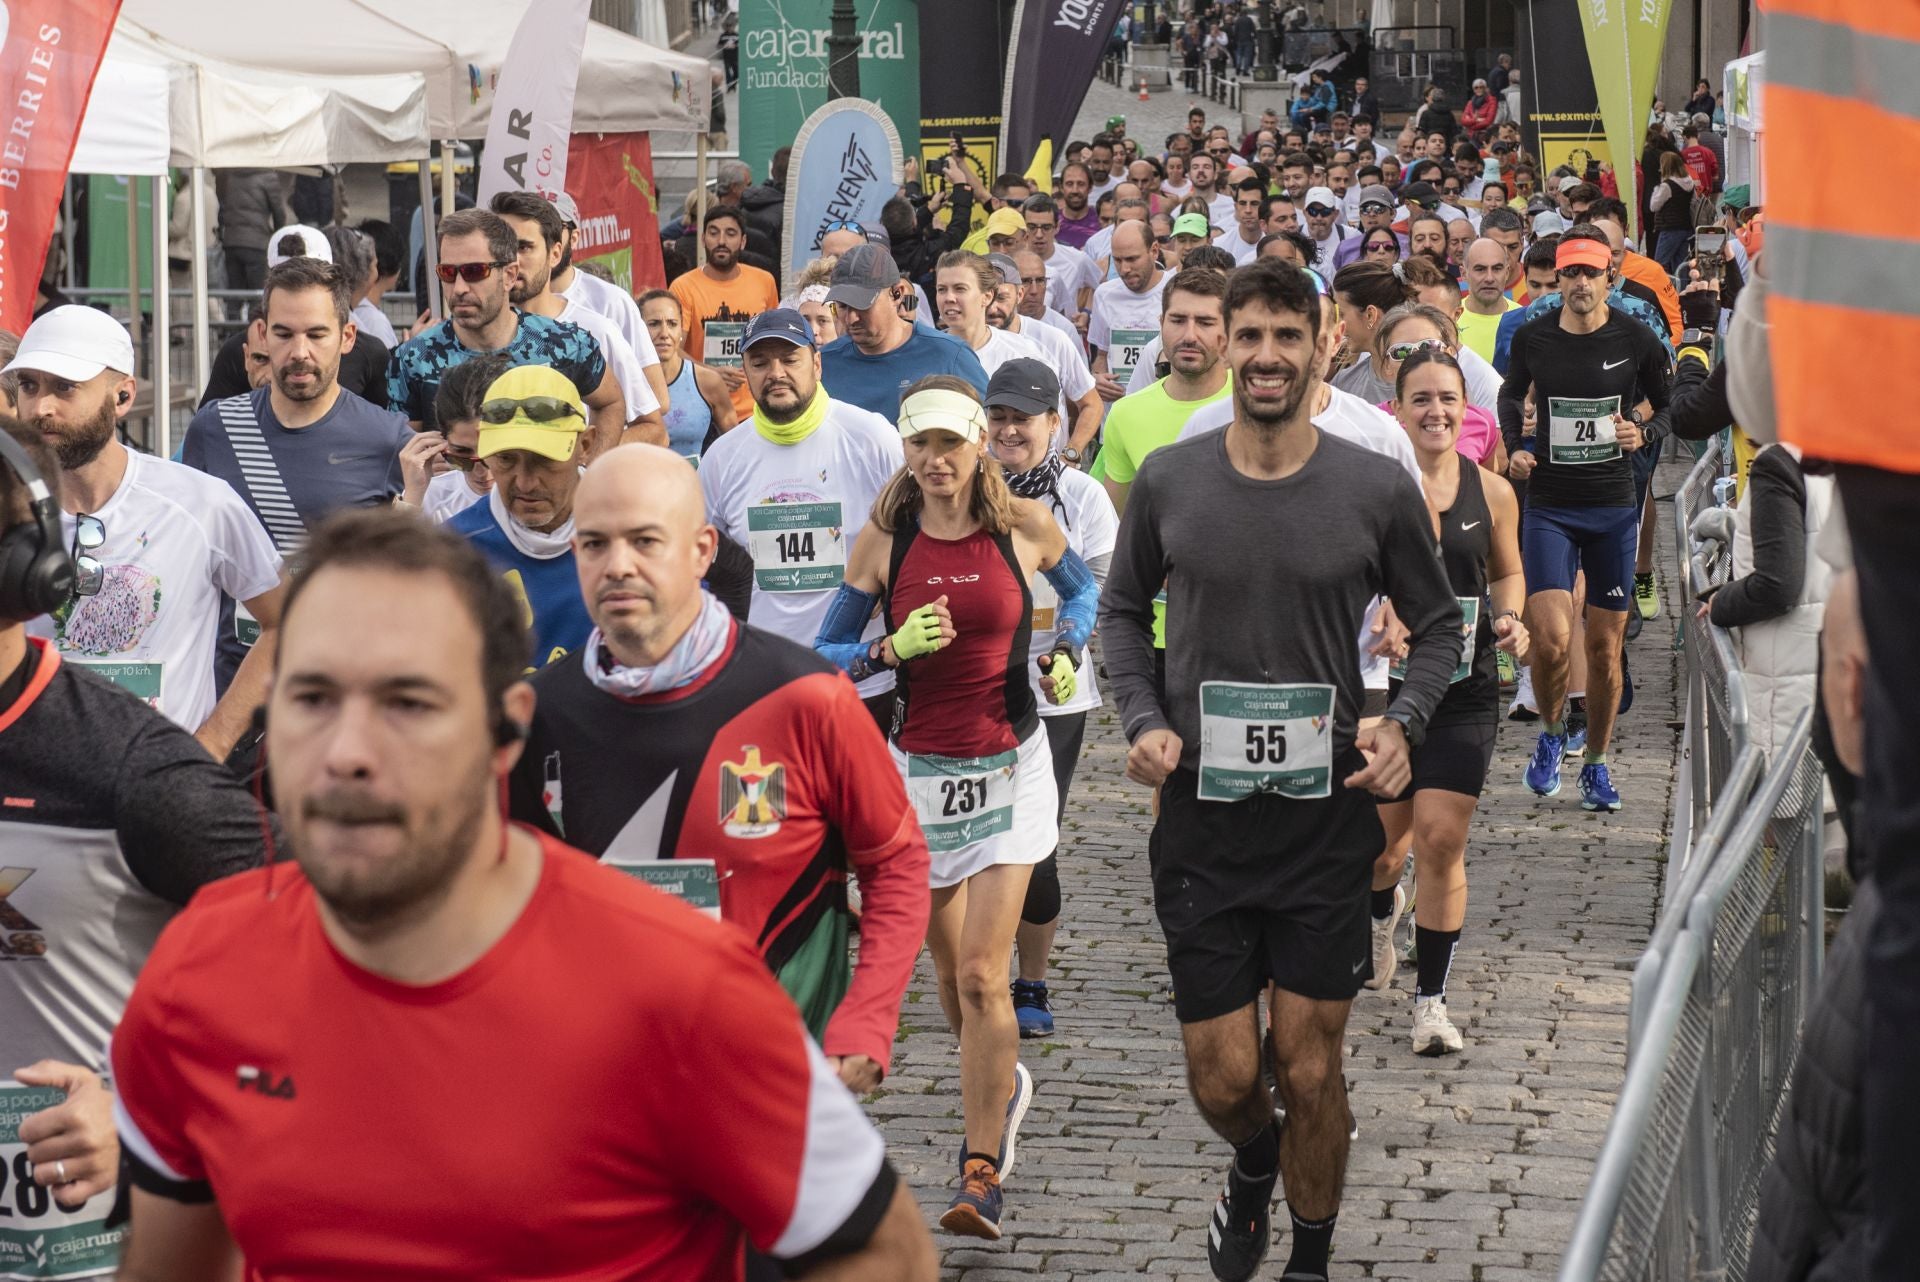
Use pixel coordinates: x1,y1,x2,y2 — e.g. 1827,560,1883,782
0,1082,122,1280
1197,682,1335,802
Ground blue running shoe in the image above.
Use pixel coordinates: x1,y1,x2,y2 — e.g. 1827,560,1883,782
1012,979,1053,1038
957,1061,1034,1179
1580,762,1623,811
940,1159,1004,1240
1525,730,1566,796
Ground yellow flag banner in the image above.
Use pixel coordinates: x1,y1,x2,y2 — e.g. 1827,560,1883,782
1577,0,1673,237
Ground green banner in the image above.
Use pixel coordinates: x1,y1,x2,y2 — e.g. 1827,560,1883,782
85,175,162,306
1578,0,1673,235
738,0,921,188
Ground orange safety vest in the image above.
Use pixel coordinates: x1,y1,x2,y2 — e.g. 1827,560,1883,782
1770,0,1920,473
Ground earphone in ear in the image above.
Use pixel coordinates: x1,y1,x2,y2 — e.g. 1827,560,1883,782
117,391,131,407
492,717,528,748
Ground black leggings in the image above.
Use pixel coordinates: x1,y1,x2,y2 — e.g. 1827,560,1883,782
1021,711,1088,927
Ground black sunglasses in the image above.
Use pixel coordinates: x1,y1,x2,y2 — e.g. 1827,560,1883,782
436,260,512,284
71,513,104,597
1557,264,1608,279
479,395,584,424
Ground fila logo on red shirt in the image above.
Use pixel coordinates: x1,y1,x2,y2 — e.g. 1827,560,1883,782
236,1065,296,1100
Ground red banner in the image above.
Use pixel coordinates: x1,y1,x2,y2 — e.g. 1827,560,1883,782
0,0,124,333
563,132,665,297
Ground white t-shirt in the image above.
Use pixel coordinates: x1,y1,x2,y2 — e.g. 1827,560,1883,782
1003,316,1095,451
966,325,1050,386
1040,306,1087,357
1202,191,1235,230
1458,345,1503,411
1081,223,1117,266
1310,226,1358,275
1023,467,1118,717
1223,226,1264,266
1042,244,1098,319
1160,179,1193,201
423,469,487,524
32,450,283,733
1178,385,1419,692
556,269,658,371
699,400,904,697
1088,272,1170,365
555,297,660,422
351,298,399,349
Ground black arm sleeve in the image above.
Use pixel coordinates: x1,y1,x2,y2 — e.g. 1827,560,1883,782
1377,476,1464,745
707,529,755,620
1636,327,1676,444
1711,448,1809,628
1666,357,1730,442
1497,323,1532,454
1096,466,1173,743
115,720,267,907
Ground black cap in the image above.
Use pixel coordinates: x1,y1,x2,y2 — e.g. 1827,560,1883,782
984,358,1059,415
1400,181,1441,209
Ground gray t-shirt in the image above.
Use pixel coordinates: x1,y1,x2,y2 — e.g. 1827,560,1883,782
1099,427,1462,770
182,386,409,683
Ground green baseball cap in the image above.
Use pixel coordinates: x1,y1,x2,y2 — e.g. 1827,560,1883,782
1171,212,1214,239
1106,114,1126,130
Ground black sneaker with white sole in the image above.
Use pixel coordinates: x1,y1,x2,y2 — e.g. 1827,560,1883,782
1207,1158,1278,1282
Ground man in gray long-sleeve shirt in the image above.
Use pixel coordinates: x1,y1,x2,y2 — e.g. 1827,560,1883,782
1096,260,1460,1282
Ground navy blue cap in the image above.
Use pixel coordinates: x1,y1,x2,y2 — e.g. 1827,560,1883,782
742,308,816,352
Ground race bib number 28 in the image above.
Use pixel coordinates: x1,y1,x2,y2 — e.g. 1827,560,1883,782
0,1082,122,1280
1196,682,1335,802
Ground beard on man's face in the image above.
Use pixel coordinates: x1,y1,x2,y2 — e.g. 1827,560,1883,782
37,388,118,471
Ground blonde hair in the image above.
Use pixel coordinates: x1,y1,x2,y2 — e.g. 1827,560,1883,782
795,255,838,290
874,375,1021,536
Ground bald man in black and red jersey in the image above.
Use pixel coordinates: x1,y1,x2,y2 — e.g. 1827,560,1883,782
508,445,930,1096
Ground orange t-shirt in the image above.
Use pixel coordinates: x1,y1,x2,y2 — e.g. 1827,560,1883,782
670,265,780,419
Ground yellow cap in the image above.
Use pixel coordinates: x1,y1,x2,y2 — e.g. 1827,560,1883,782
475,364,589,462
985,207,1026,239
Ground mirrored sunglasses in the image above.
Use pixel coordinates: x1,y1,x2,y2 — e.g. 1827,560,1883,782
479,395,584,425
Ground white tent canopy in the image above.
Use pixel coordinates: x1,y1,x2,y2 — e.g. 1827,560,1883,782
116,0,710,139
72,20,432,175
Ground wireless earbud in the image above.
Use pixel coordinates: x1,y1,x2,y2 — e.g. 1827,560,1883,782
117,391,131,407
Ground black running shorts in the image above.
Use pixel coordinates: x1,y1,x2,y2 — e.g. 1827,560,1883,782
1148,757,1383,1022
1389,716,1497,803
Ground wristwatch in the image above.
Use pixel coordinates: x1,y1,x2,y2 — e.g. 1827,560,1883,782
1061,446,1083,464
1680,327,1715,350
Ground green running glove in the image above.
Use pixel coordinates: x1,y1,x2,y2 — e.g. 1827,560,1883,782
1038,650,1077,704
890,604,947,662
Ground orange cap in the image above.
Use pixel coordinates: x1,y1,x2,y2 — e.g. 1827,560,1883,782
1555,238,1611,272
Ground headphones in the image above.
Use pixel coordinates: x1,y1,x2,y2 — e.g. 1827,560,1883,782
0,430,77,620
492,716,527,748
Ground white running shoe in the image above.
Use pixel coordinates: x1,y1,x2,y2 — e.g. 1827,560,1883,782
1364,884,1406,991
1411,996,1465,1056
1507,665,1538,721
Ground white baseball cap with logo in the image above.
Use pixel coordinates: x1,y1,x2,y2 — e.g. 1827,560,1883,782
5,305,138,382
265,224,334,268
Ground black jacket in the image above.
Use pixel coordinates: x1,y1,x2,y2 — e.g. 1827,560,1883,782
1749,879,1874,1282
740,182,785,281
892,184,975,292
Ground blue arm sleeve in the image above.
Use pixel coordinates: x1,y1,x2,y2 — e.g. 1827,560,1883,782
814,583,885,681
1042,548,1100,652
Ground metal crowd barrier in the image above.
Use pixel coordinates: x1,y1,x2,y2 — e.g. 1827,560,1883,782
1561,434,1828,1281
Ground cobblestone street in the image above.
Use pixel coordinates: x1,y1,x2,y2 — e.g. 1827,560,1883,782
877,467,1687,1280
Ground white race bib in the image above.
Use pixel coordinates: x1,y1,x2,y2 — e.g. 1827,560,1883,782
905,750,1017,854
746,501,846,592
1197,682,1336,802
705,321,747,369
1547,395,1622,465
1109,328,1157,380
0,1081,123,1279
1390,596,1481,685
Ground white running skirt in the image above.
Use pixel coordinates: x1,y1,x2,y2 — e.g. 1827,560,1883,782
892,723,1058,889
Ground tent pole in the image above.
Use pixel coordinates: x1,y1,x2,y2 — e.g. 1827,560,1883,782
125,181,144,385
696,133,708,269
190,168,212,401
420,159,443,318
151,174,172,458
439,139,456,224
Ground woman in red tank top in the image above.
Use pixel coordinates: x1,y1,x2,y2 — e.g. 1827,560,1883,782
826,375,1093,1240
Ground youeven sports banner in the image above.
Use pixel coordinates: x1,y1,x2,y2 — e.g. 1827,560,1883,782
565,132,666,293
475,0,593,206
1578,0,1673,230
738,0,920,189
1001,0,1128,180
780,99,903,287
0,0,123,333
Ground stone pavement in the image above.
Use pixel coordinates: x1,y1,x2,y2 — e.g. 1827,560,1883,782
874,463,1689,1280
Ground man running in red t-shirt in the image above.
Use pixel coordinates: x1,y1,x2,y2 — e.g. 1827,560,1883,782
110,509,936,1282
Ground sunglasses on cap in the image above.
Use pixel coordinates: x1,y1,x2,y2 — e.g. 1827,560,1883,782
71,513,104,598
479,395,584,424
1557,263,1608,279
1386,337,1446,361
820,219,864,234
436,260,512,284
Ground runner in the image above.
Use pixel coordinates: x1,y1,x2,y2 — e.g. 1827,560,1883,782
1499,227,1673,810
700,309,903,728
1361,304,1503,470
397,354,505,524
1456,238,1521,364
1087,223,1170,405
818,245,988,424
669,206,781,423
110,509,937,1280
934,251,1051,392
509,442,928,1100
1100,260,1462,1282
10,306,286,758
1365,349,1529,1054
984,254,1102,458
814,376,1098,1240
0,423,262,1281
1023,196,1097,326
982,359,1120,1039
639,289,738,460
1101,267,1233,513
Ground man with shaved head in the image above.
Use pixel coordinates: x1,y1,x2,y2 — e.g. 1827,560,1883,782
1086,220,1170,405
1457,237,1520,365
509,442,931,1102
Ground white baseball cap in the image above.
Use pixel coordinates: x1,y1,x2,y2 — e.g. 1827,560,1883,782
1302,186,1340,214
265,224,334,268
5,305,137,382
551,192,581,226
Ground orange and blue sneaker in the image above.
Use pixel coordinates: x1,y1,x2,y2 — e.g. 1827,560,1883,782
940,1158,1004,1240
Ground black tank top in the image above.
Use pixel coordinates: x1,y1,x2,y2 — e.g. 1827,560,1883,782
1390,454,1499,726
